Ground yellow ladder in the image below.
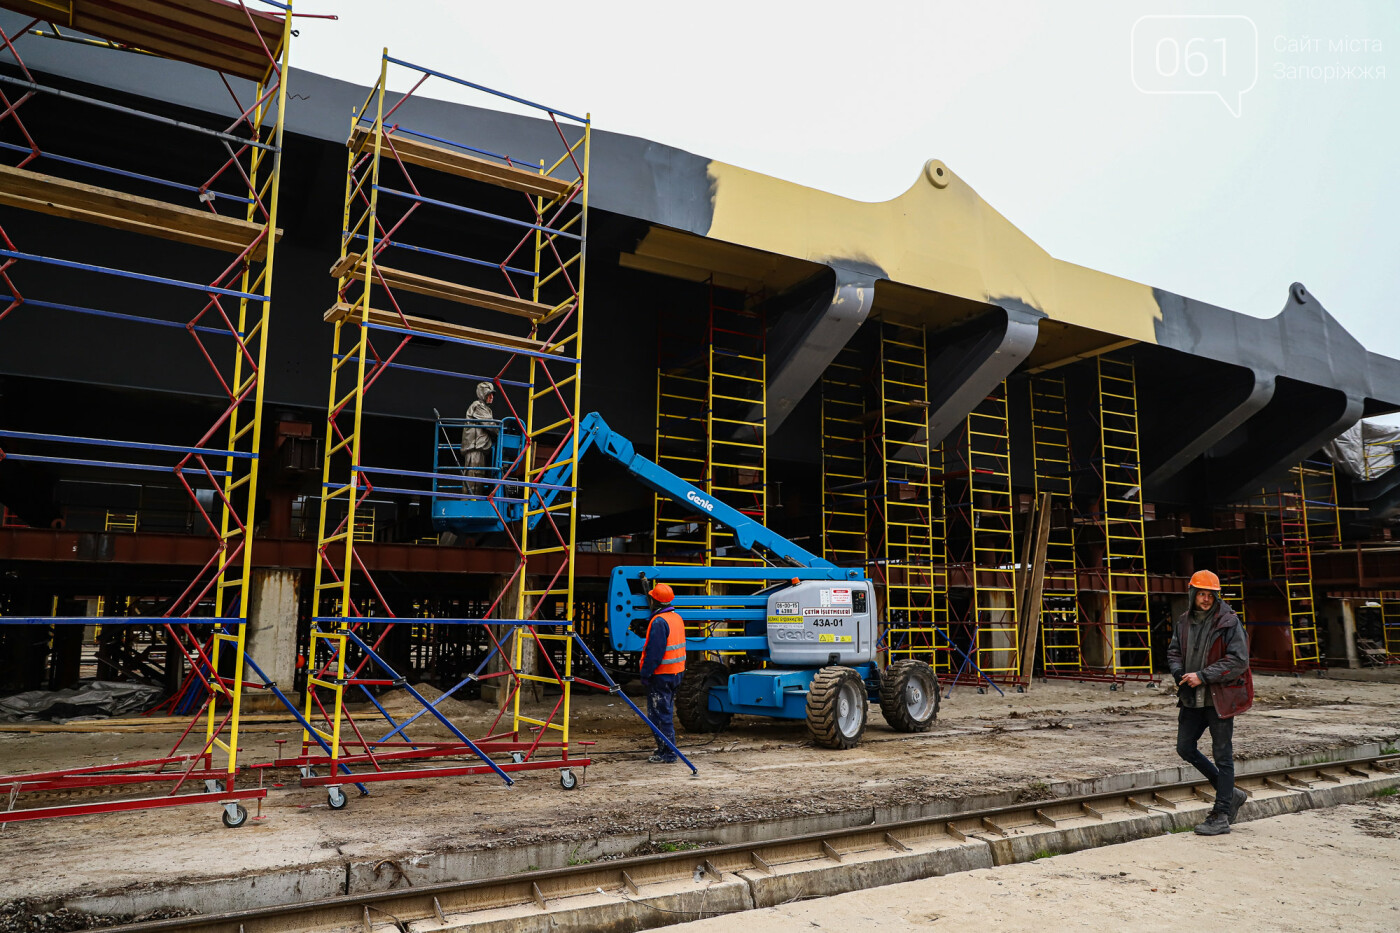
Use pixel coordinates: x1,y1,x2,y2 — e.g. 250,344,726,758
1267,472,1322,667
820,346,867,567
967,383,1019,681
707,284,767,578
1381,593,1400,661
1029,374,1081,674
652,317,709,591
1096,356,1152,678
877,321,945,670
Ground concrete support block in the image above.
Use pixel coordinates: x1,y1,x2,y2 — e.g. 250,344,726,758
245,568,301,709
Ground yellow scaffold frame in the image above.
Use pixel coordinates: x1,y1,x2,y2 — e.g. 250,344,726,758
876,321,946,671
965,383,1020,682
1029,373,1081,674
1095,355,1153,679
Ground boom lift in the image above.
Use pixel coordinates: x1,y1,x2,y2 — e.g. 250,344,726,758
434,411,944,748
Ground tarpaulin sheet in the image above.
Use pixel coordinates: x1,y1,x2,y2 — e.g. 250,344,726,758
0,680,164,722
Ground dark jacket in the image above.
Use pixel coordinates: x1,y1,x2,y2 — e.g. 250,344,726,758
1167,588,1254,717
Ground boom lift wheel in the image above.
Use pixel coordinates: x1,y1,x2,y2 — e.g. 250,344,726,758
878,660,940,732
221,803,248,829
327,786,348,810
677,660,732,733
806,666,867,749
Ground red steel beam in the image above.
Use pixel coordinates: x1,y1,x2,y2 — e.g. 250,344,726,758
0,527,647,577
0,788,265,824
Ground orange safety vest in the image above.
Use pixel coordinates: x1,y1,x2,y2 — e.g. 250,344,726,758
646,609,686,675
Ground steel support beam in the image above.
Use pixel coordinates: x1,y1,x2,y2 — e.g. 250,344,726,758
764,268,876,435
924,301,1042,449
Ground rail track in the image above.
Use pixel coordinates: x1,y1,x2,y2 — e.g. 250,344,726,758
107,752,1400,933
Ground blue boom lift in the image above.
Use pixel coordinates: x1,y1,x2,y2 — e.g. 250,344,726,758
433,411,946,748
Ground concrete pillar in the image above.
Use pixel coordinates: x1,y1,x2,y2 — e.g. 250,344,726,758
1339,599,1360,669
1081,593,1112,669
244,568,301,709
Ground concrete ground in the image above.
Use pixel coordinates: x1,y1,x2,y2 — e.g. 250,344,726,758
1,672,1399,907
672,792,1400,932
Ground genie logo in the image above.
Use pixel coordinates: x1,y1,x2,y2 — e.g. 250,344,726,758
686,490,715,513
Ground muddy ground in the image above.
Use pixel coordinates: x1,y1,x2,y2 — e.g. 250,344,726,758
1,673,1398,903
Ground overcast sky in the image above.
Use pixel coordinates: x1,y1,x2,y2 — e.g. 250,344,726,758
292,1,1399,358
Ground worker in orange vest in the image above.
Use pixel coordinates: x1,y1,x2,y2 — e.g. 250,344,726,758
639,582,686,763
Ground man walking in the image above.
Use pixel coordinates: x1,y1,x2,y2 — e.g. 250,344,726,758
1168,569,1254,835
638,582,686,763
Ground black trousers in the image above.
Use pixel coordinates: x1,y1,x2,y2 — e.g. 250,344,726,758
1176,704,1235,813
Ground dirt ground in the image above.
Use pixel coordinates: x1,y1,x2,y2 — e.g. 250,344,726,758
672,794,1400,932
2,673,1399,903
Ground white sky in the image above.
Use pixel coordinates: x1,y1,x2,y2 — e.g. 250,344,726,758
292,1,1400,358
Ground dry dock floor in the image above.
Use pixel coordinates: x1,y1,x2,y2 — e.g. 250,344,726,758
1,674,1398,906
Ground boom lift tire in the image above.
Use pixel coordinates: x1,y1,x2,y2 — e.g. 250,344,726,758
879,659,940,732
677,660,732,733
806,666,868,749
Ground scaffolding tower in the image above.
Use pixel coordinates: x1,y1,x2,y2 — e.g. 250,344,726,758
1260,466,1325,670
964,383,1021,683
871,321,946,671
652,293,710,589
707,281,767,574
1381,593,1400,663
301,51,607,803
0,0,291,826
1091,355,1154,682
819,346,868,568
1028,373,1081,675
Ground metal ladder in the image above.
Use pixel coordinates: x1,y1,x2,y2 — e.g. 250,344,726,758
1096,356,1153,680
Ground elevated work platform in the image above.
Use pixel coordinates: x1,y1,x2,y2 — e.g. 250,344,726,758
0,164,277,258
0,0,286,81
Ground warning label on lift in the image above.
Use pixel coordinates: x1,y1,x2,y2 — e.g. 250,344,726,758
820,588,852,607
817,634,852,643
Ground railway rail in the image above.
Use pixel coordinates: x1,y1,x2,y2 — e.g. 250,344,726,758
106,752,1400,933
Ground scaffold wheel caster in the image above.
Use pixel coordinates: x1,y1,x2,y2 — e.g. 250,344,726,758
1016,685,1025,694
559,768,578,791
1110,684,1118,692
977,687,985,695
221,803,248,829
328,787,348,810
511,751,526,764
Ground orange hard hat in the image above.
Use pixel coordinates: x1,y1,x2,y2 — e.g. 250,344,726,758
648,582,674,603
1189,570,1222,591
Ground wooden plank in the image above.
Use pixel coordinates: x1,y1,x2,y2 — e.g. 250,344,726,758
884,831,912,852
71,14,272,82
335,258,551,321
4,0,289,82
323,302,555,355
350,126,575,199
0,165,274,259
1018,491,1054,685
620,870,640,895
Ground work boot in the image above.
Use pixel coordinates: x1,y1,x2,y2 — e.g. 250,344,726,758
1228,788,1248,824
1194,811,1231,836
647,753,677,764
